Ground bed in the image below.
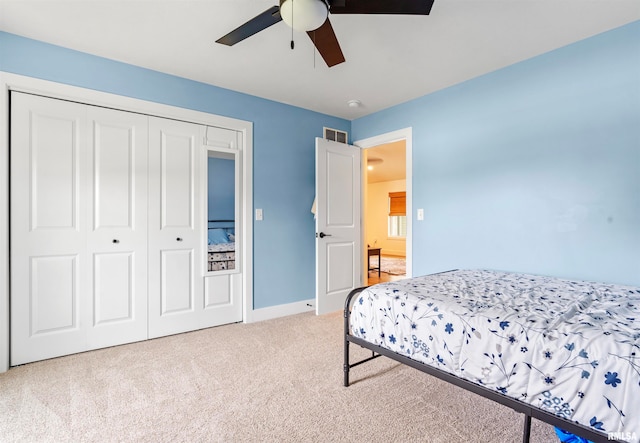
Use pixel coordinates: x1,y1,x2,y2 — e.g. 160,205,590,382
207,220,235,272
344,269,640,443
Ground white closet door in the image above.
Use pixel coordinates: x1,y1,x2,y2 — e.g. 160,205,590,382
11,93,244,364
11,93,91,365
85,106,148,348
202,126,243,326
10,93,149,365
148,117,204,338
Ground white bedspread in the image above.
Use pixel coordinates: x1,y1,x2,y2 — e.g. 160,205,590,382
207,242,235,253
350,270,640,442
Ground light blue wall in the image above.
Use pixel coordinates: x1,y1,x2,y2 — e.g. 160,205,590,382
352,21,640,286
0,31,350,309
4,20,639,309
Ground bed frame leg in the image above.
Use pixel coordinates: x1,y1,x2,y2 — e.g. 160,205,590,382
522,414,531,443
344,287,369,388
344,319,350,387
343,353,350,386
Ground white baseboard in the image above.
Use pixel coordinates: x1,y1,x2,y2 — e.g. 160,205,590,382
247,298,315,323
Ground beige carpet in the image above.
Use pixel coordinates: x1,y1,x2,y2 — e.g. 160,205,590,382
0,312,559,443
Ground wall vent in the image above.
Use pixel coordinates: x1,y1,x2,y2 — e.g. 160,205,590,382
324,127,348,144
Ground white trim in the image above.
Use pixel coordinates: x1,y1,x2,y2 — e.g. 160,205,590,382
354,127,413,280
0,71,254,372
0,75,9,373
3,74,249,131
242,116,254,324
249,299,315,323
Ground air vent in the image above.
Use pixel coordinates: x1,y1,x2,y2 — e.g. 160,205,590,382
324,127,348,144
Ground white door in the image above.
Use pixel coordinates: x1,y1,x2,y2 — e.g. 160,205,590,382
148,117,204,338
10,93,148,365
315,138,361,315
202,126,243,325
11,93,89,365
10,92,247,365
85,105,149,348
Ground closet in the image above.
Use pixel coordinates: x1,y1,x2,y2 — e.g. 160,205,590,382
10,92,242,365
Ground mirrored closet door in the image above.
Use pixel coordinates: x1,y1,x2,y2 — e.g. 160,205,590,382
10,92,244,365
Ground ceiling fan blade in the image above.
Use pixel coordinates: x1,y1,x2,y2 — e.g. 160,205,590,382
307,19,345,68
216,6,282,46
329,0,434,15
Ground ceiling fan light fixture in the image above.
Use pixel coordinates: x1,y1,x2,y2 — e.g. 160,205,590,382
367,157,383,171
280,0,328,32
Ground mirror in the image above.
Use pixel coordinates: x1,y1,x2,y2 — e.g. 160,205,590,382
206,149,238,273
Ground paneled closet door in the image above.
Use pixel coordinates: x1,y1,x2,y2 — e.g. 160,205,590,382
10,93,149,365
202,126,243,326
11,93,90,365
148,117,204,338
85,106,148,349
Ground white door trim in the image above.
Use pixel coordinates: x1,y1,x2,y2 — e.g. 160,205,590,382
354,127,413,282
0,71,254,372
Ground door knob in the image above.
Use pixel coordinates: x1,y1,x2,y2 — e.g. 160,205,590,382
318,232,332,238
176,237,183,242
112,239,119,244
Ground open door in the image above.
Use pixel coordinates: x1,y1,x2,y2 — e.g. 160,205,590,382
315,138,361,315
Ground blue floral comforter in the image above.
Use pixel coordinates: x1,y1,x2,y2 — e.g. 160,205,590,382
350,270,640,442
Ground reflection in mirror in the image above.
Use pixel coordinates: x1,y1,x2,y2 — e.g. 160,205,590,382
207,150,237,273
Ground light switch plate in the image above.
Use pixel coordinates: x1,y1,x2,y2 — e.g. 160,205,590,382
417,208,424,221
256,208,263,221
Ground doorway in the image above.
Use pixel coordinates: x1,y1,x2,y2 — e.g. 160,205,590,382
355,128,413,286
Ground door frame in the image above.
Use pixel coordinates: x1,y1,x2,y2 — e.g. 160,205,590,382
354,127,413,284
0,71,254,373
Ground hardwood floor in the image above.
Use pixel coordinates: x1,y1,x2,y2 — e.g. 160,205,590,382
366,254,406,286
367,271,406,286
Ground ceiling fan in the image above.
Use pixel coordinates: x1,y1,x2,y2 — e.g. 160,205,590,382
216,0,435,68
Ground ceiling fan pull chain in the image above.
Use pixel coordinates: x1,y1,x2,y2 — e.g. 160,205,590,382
290,0,295,50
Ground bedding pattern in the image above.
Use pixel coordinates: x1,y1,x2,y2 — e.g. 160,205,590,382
207,243,235,271
207,226,235,271
350,270,640,441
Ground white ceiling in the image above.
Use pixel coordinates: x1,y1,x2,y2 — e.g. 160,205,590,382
1,1,638,120
366,140,405,184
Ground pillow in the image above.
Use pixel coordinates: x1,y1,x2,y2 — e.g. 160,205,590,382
208,228,230,244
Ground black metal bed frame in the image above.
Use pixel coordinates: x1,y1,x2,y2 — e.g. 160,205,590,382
343,286,611,443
